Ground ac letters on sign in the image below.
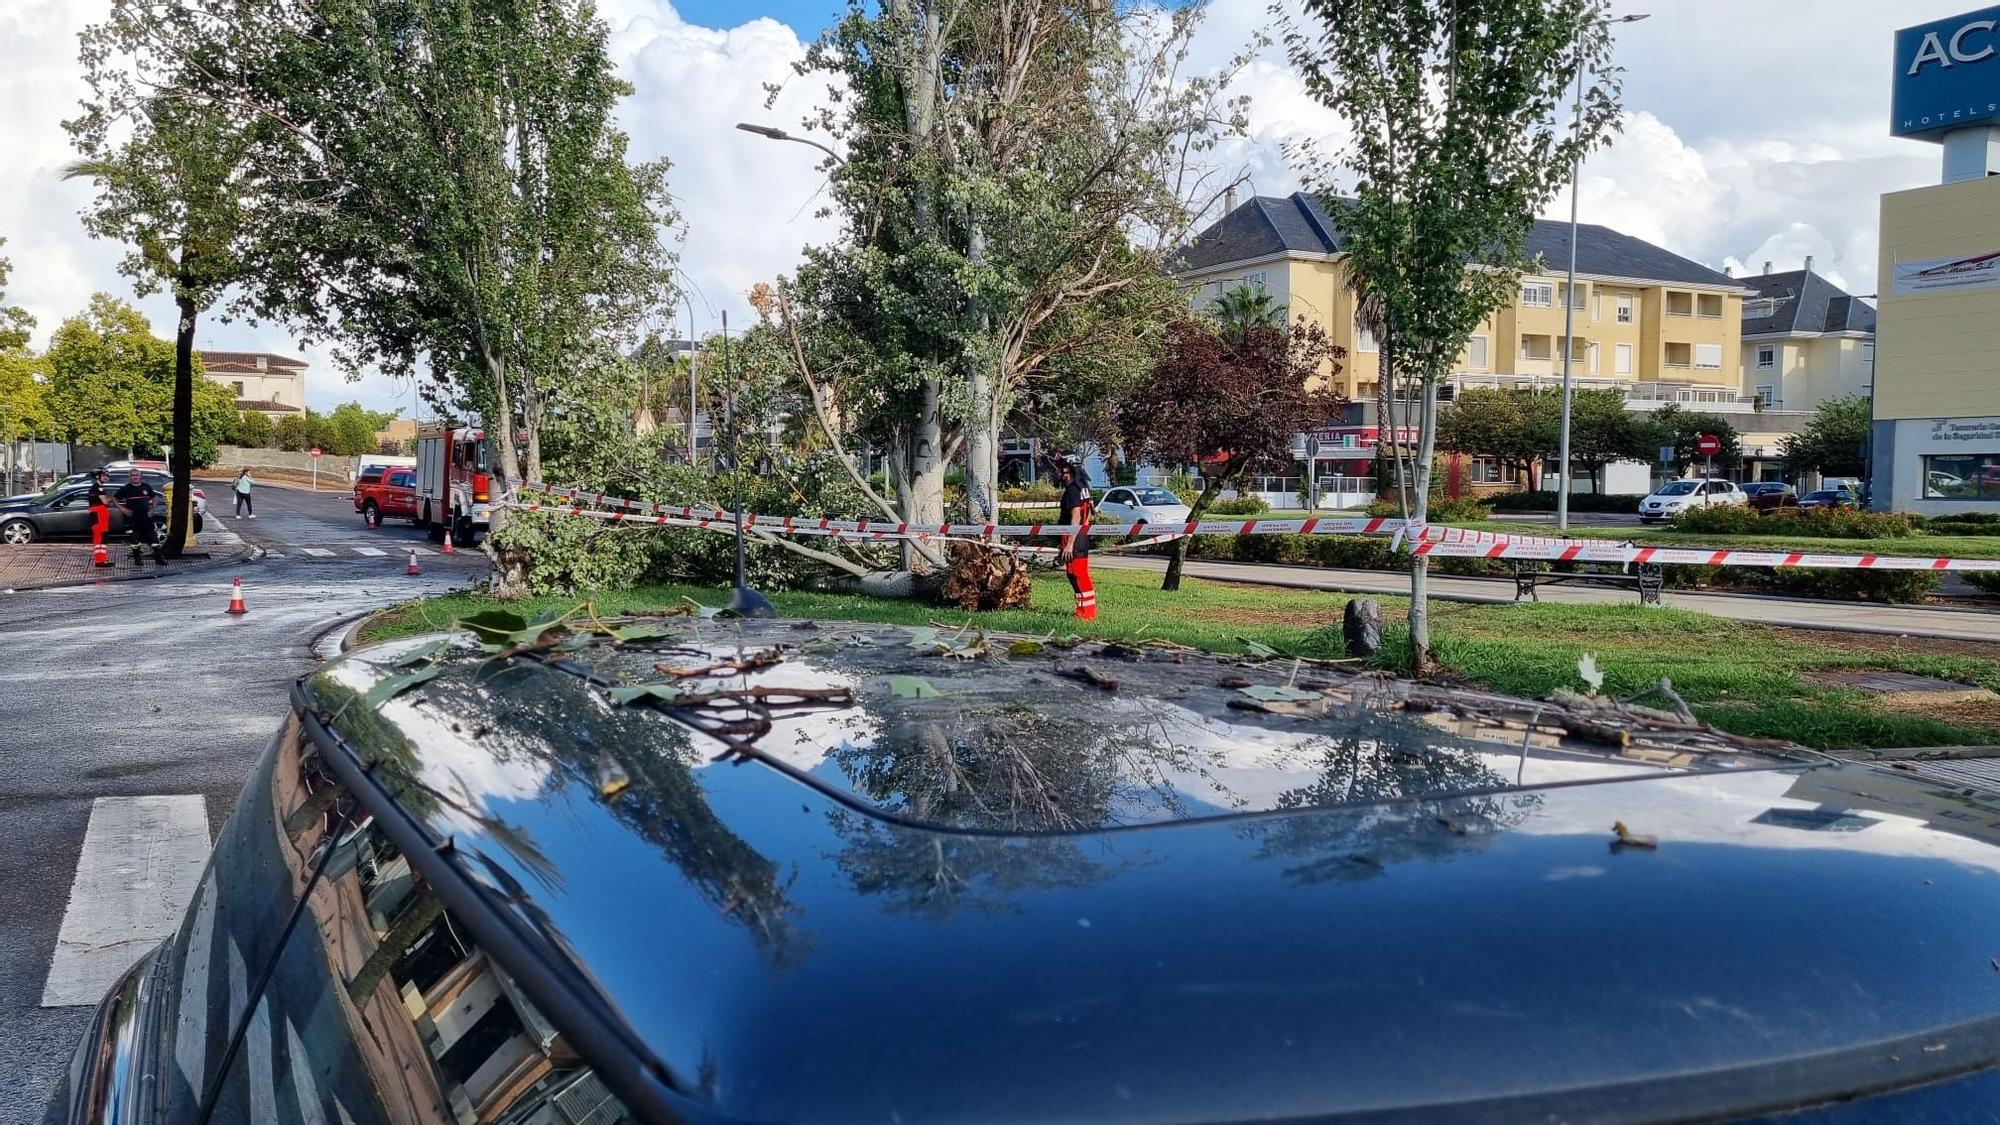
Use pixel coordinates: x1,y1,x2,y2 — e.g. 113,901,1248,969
1894,6,2000,137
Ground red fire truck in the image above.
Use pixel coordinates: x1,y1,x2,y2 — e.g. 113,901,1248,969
415,424,496,547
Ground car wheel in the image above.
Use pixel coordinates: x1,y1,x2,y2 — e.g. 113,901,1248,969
0,518,34,545
194,513,204,533
362,501,379,527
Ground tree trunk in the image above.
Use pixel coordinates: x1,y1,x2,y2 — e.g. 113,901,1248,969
902,378,948,571
480,347,531,599
1162,477,1225,592
164,289,197,559
1406,375,1441,674
964,216,999,524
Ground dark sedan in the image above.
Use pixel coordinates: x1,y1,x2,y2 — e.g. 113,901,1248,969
52,618,2000,1123
1797,489,1856,511
0,484,170,545
1742,481,1797,513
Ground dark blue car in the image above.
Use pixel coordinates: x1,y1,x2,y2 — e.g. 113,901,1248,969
51,618,2000,1122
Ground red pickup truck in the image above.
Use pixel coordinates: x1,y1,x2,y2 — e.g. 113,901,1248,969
353,465,421,526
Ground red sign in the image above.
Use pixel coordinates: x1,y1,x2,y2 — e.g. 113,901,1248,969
1695,433,1721,457
308,446,323,458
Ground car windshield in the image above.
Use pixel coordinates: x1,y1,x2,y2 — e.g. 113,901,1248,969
1131,488,1180,506
1805,491,1845,502
1658,481,1700,496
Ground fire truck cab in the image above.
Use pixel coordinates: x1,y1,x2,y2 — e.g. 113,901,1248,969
415,424,495,547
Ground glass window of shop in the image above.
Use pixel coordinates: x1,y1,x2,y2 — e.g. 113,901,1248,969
1922,453,2000,500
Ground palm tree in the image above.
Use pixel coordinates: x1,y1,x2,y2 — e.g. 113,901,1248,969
1208,284,1286,341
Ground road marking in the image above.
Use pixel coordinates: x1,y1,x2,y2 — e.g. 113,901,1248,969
302,548,335,557
41,795,210,1007
351,547,386,557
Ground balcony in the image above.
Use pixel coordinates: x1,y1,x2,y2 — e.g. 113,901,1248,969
1663,342,1693,369
1697,293,1723,319
1665,292,1693,318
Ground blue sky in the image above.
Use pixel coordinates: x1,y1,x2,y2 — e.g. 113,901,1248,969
670,0,833,35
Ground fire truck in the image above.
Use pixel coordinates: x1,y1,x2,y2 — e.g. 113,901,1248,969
415,424,495,547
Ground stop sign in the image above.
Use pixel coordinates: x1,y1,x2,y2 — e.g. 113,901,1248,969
308,446,323,458
1695,433,1721,457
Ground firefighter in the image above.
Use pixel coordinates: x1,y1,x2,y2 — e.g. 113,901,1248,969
1055,460,1097,621
86,469,111,549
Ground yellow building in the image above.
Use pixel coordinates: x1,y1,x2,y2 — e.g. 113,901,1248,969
1736,265,1877,414
199,350,308,418
1872,172,2000,513
1175,194,1758,495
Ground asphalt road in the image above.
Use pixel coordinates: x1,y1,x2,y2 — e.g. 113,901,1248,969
0,482,486,1122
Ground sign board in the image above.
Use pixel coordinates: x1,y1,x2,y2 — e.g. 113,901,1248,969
1893,6,2000,140
1658,445,1677,463
1304,437,1322,459
1891,249,2000,295
308,446,323,458
1696,433,1722,457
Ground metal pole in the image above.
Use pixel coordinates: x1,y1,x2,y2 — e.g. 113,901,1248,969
685,293,699,466
1556,46,1583,531
721,308,775,618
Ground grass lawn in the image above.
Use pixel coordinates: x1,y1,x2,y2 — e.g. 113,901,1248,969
359,567,2000,752
1460,518,2000,561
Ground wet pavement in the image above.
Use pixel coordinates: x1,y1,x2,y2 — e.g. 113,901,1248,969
0,482,486,1121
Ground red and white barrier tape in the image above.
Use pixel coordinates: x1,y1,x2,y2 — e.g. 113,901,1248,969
1413,539,2000,571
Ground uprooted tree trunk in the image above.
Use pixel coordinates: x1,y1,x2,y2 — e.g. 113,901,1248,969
940,542,1031,610
1162,475,1228,592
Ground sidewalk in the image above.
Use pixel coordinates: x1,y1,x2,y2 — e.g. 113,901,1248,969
0,519,256,592
1092,554,2000,643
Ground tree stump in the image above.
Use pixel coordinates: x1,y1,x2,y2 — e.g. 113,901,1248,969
939,542,1032,611
1343,597,1383,659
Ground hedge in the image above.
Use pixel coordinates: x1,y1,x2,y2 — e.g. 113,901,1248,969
1485,490,1643,513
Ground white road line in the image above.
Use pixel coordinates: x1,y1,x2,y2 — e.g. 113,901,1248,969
264,551,285,558
302,548,336,557
41,796,210,1007
351,547,386,557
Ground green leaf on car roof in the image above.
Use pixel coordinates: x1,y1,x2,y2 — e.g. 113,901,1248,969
608,622,682,645
887,675,943,698
391,639,447,668
608,683,683,707
1239,684,1323,703
363,663,443,708
457,608,570,649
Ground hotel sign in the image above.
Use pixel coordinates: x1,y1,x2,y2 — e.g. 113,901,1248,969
1894,5,2000,139
1891,249,2000,295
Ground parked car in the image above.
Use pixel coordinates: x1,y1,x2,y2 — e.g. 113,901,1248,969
1094,485,1192,526
1797,489,1857,511
1638,478,1745,523
0,484,165,545
353,464,423,526
3,470,204,515
1741,481,1798,513
53,619,2000,1123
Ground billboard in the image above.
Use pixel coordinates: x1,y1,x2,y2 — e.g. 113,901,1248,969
1890,249,2000,295
1893,5,2000,139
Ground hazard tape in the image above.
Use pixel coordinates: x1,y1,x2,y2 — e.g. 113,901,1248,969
509,483,2000,572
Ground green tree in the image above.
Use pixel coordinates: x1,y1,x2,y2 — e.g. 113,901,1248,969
0,237,33,353
230,409,274,448
1565,387,1646,492
1208,285,1288,342
1436,388,1554,482
1781,394,1869,478
0,239,43,494
1638,403,1741,472
1285,0,1624,669
45,294,174,453
327,401,396,456
273,413,308,452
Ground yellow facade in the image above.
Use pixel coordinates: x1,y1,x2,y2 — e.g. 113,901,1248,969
1739,336,1874,413
1874,174,2000,422
1185,256,1743,400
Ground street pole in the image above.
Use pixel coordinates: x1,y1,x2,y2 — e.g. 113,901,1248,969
685,292,699,466
721,308,775,618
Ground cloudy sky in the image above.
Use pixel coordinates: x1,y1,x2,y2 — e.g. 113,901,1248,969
0,0,1974,414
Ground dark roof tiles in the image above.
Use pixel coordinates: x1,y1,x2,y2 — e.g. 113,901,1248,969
1737,270,1876,336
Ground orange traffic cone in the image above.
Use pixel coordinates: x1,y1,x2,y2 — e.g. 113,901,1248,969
92,542,112,568
406,548,421,576
440,534,454,556
225,577,248,615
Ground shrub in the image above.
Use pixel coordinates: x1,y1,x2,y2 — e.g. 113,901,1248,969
1365,494,1492,523
1965,570,2000,594
1664,505,1767,536
999,483,1060,503
1485,490,1638,513
1669,504,1921,540
1206,496,1271,516
1758,568,1941,604
1923,513,2000,537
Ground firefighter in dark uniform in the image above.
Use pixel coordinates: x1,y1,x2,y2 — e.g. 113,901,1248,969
114,469,166,565
1056,460,1097,621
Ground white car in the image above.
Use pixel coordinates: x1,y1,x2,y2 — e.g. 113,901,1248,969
1638,478,1745,523
1095,485,1193,526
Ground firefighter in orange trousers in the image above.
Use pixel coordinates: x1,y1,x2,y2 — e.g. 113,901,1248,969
1056,460,1097,621
86,469,111,549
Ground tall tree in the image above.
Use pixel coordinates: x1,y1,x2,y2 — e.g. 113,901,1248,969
0,238,41,494
1781,394,1869,479
1564,388,1645,491
44,294,174,454
1117,318,1344,591
1285,0,1623,670
1639,403,1741,473
1209,285,1288,341
1436,387,1552,483
0,239,32,353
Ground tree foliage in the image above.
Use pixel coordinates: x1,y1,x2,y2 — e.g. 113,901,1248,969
1781,394,1869,477
0,238,33,353
1117,318,1345,590
1208,285,1288,341
1285,0,1625,666
1639,403,1741,471
42,294,235,464
229,409,275,448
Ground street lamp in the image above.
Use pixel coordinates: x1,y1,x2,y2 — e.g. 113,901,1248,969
1557,10,1649,531
734,121,845,165
719,308,776,619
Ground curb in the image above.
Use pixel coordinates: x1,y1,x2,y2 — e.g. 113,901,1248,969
0,540,264,594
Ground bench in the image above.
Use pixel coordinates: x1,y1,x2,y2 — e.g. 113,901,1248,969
1514,561,1665,606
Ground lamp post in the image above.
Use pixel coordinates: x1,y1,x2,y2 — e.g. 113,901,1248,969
684,291,700,466
720,309,776,618
734,122,845,165
1557,10,1649,532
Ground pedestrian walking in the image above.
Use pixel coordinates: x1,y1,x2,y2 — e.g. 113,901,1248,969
232,468,256,517
1056,460,1097,621
86,469,111,549
114,468,166,565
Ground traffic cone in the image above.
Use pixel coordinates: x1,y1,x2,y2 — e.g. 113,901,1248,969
440,534,454,556
225,577,248,615
92,542,111,568
406,548,421,576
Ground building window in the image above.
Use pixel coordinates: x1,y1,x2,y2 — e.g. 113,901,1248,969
230,380,244,396
1753,384,1777,408
1665,292,1693,317
1694,343,1723,369
1559,282,1587,309
1467,335,1488,368
1521,282,1554,307
1861,343,1875,369
1520,334,1552,361
1588,342,1600,374
1616,294,1634,323
1466,458,1518,485
1242,270,1268,291
1697,293,1724,319
1614,343,1633,374
1756,346,1776,369
1664,342,1693,368
1355,316,1378,352
1923,454,2000,501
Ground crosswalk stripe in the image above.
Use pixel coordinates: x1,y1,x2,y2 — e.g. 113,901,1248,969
301,548,335,557
351,547,386,557
41,796,210,1007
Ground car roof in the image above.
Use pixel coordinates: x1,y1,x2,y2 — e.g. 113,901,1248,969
298,619,2000,1121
